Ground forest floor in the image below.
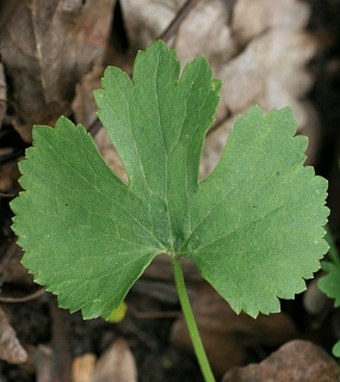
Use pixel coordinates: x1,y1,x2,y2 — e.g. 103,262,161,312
1,0,340,381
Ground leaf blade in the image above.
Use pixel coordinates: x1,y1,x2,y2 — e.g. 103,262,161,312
95,40,221,251
185,107,329,317
11,117,163,319
12,42,329,320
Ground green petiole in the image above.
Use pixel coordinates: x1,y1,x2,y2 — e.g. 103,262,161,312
172,255,216,382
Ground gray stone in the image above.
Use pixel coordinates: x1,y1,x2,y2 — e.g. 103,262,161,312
223,340,340,382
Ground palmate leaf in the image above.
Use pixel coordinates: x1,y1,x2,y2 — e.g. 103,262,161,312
11,41,329,319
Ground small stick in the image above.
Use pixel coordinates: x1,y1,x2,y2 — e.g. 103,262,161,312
0,191,17,198
0,287,45,303
159,0,199,42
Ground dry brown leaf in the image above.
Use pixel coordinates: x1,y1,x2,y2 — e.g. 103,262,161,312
92,338,137,382
122,0,236,68
35,345,59,382
0,0,116,141
201,117,234,179
220,30,317,114
94,128,128,182
72,65,104,128
73,66,131,182
231,0,310,45
0,306,27,364
119,0,321,164
72,353,96,382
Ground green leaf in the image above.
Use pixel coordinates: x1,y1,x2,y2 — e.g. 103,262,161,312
318,234,340,307
332,340,340,358
11,40,329,320
184,107,329,317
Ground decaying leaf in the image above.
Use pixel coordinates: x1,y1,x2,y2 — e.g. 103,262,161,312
231,0,311,44
220,30,317,116
121,0,236,73
35,345,58,382
0,0,116,141
120,0,320,165
71,64,130,180
93,128,128,182
0,306,27,364
72,353,96,382
92,339,137,382
72,65,104,129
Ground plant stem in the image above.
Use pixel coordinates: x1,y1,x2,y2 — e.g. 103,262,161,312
172,256,216,382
